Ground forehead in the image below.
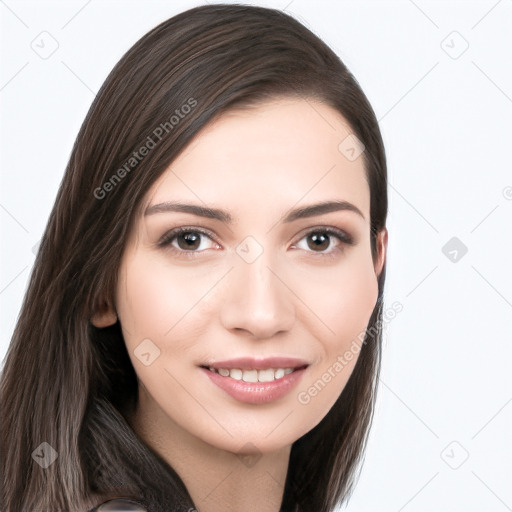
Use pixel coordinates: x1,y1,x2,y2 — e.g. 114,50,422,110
145,98,370,222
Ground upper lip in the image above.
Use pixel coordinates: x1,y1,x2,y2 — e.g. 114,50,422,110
201,356,309,371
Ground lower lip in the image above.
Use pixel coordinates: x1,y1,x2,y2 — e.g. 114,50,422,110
200,367,307,404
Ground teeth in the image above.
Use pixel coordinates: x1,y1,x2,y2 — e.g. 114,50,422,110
210,367,296,381
258,369,275,382
229,369,243,380
242,369,258,383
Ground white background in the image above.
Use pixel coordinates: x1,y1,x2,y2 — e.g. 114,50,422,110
1,1,511,510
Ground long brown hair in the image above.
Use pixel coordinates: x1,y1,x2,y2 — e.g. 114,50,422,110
0,4,387,511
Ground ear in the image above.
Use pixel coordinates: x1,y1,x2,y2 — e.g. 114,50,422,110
374,227,388,278
90,298,117,328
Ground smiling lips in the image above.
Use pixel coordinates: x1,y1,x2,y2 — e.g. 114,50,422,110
200,357,309,404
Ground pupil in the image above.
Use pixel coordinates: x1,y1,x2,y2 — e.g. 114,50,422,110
179,232,200,250
308,233,329,251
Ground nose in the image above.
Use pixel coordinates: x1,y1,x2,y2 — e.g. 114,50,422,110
219,249,296,340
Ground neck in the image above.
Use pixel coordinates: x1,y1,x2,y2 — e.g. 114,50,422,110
126,385,291,512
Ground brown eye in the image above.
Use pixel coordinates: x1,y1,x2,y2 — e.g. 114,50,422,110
294,227,354,258
306,232,330,252
176,231,202,250
158,227,219,258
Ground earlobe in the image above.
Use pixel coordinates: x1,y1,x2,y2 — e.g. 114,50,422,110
374,227,388,278
90,300,118,328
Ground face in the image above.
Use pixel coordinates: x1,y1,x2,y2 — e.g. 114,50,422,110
99,97,386,455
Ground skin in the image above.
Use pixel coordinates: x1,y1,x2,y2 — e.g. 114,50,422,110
92,97,387,512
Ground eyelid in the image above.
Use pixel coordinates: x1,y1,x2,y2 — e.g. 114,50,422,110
156,226,219,249
295,225,354,246
290,226,354,260
156,224,354,258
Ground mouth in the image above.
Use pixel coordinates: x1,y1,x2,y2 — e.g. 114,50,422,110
199,357,309,404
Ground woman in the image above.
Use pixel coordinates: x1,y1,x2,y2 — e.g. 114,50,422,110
0,4,388,512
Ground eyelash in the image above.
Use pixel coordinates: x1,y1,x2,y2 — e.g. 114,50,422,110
157,226,354,260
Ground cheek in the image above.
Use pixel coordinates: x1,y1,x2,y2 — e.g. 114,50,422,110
293,248,378,414
117,263,169,342
298,247,379,348
116,253,207,342
330,258,378,340
117,258,204,353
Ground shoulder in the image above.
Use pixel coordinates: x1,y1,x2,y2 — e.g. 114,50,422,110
88,498,149,511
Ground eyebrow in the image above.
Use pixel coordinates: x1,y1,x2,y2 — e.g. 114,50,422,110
144,199,365,222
